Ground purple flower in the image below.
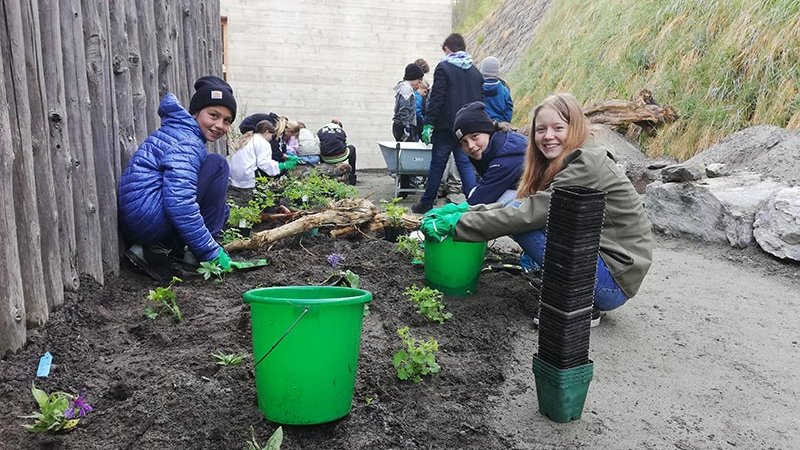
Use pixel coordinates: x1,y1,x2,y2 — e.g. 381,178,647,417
64,391,93,419
327,253,344,268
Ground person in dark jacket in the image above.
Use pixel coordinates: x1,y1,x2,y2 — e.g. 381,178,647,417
412,33,484,214
453,101,526,205
118,76,236,280
317,119,358,185
479,56,514,123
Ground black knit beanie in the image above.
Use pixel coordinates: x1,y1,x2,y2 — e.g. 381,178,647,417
188,75,237,119
403,63,425,81
453,101,494,141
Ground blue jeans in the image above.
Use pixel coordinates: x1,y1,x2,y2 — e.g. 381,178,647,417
197,153,230,237
513,228,628,311
420,129,477,205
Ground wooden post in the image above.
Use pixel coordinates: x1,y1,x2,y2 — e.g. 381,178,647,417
82,0,120,276
61,0,104,284
0,23,27,355
134,0,160,133
123,0,149,149
1,0,49,327
23,0,65,311
38,0,80,292
109,0,138,181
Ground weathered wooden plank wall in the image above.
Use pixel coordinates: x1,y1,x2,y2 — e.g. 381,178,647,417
0,0,223,355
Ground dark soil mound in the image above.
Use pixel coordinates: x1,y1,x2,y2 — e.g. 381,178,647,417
1,233,537,449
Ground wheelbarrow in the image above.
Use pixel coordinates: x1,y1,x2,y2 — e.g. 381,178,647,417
377,141,432,198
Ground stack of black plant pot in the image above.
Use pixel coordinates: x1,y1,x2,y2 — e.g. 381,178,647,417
532,185,605,422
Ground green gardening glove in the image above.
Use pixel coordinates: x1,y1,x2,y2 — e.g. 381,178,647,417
278,155,300,171
420,211,463,242
210,247,232,271
422,202,469,220
420,124,434,144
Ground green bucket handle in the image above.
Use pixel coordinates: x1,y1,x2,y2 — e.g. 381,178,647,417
252,306,309,368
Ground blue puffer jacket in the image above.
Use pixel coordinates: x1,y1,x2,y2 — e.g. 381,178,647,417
118,94,221,262
467,131,527,205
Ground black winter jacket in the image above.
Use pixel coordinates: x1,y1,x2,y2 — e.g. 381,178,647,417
424,60,484,131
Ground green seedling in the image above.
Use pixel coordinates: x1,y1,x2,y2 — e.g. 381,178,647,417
221,227,244,244
381,197,408,227
197,261,226,282
212,351,245,366
20,385,92,432
404,285,451,324
395,235,424,263
144,276,183,321
246,425,283,450
227,204,262,229
322,269,360,289
392,326,441,383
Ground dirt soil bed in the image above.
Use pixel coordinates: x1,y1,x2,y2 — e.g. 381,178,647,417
0,231,535,450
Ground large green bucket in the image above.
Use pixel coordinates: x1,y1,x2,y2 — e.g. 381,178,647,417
424,235,487,296
242,286,372,425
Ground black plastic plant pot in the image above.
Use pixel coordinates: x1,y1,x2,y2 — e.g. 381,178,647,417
545,220,605,239
544,238,601,255
537,341,590,362
543,249,599,267
538,324,591,344
236,227,252,238
383,225,406,242
552,185,606,201
540,292,595,310
537,350,591,370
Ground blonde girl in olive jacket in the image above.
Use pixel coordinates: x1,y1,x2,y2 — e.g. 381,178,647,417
452,93,654,312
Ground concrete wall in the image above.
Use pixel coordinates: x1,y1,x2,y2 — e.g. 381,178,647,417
220,0,452,169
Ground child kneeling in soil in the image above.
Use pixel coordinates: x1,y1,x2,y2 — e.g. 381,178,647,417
421,93,654,325
118,76,238,281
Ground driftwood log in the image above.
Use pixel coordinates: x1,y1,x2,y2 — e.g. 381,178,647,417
329,213,422,238
225,198,379,251
583,89,678,136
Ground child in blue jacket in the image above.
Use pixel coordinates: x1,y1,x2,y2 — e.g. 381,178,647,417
480,56,514,123
453,101,527,205
118,76,236,280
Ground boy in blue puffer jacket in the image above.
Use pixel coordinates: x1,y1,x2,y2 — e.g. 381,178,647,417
118,76,236,281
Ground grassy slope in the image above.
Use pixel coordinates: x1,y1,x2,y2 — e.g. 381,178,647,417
505,0,800,160
453,0,505,34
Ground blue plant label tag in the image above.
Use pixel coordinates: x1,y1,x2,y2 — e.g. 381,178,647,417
36,352,52,378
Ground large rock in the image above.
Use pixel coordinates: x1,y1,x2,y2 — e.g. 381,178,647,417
645,172,783,247
753,187,800,261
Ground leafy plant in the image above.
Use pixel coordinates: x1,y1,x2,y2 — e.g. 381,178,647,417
381,197,408,227
246,425,283,450
20,385,92,433
392,326,440,383
221,227,245,244
404,285,451,323
197,261,228,282
227,204,262,228
212,351,246,366
144,276,183,321
395,235,424,263
250,171,356,211
322,269,360,289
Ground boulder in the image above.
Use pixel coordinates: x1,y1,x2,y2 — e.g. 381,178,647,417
592,125,675,193
645,172,783,247
661,164,705,182
753,187,800,261
705,163,729,178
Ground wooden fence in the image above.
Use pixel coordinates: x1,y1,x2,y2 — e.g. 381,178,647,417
0,0,223,355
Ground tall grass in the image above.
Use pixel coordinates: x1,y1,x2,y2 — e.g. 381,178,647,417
453,0,505,34
506,0,800,160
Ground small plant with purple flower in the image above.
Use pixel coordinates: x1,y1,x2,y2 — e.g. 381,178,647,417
327,253,345,268
21,385,92,432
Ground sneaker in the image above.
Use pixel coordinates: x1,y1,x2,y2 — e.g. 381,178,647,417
591,306,602,328
411,201,433,214
124,243,174,282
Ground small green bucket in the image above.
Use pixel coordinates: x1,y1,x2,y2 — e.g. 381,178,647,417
424,235,487,296
532,355,594,423
243,286,372,425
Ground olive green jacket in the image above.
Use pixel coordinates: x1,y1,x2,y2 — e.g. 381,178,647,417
455,139,654,297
